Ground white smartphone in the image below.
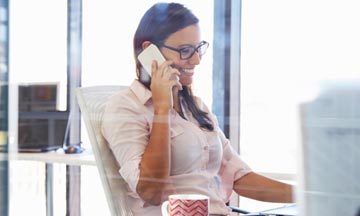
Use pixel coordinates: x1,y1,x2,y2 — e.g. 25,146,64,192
137,44,166,76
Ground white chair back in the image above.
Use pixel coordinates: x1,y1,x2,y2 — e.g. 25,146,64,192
76,85,133,216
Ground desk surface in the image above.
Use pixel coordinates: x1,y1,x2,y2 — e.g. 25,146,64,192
1,149,96,166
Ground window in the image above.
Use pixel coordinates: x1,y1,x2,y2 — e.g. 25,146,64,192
240,0,360,174
8,1,68,215
239,0,360,211
9,0,67,110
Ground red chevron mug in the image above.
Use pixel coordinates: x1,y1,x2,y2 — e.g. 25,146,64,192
161,194,209,216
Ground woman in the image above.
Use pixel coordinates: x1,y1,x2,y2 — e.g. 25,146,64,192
102,2,293,215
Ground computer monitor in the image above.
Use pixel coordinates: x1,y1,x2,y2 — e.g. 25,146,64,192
298,80,360,216
18,83,59,112
17,83,68,152
18,111,69,152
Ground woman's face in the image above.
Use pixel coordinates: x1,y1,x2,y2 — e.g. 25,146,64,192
160,24,202,86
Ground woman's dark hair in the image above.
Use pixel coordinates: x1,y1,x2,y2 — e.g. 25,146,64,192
133,3,214,131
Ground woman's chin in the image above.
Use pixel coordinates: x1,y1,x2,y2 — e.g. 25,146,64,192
179,78,192,86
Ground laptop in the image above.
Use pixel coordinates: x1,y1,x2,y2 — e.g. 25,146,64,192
245,204,298,216
298,79,360,216
16,83,69,152
18,111,69,152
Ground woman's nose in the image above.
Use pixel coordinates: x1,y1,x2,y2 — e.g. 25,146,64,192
188,51,201,65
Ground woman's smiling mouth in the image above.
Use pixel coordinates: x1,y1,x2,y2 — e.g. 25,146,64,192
180,68,194,75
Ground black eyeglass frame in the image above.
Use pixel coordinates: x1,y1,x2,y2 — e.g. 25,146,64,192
158,41,209,60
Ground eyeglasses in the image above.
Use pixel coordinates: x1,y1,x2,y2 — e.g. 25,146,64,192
159,41,209,60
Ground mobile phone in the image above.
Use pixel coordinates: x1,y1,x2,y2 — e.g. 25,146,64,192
137,44,166,76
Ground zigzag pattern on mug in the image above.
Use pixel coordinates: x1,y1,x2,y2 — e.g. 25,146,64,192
169,199,208,216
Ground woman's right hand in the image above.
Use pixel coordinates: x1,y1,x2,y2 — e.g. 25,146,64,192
136,60,180,205
150,60,182,114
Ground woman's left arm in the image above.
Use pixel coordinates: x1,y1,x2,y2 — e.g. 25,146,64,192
233,172,293,203
197,98,293,203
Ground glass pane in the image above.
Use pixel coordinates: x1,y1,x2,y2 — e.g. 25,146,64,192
9,0,68,151
9,0,67,110
8,1,67,215
239,1,360,211
240,1,360,175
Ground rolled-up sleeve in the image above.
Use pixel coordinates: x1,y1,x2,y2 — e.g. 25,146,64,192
217,128,252,201
101,92,149,193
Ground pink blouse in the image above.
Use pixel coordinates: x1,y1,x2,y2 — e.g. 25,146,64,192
101,80,252,215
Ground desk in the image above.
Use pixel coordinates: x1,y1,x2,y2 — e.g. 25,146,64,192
8,149,96,166
3,149,96,216
0,148,95,166
3,151,296,216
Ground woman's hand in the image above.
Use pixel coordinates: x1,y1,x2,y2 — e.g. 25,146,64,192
136,60,180,205
150,60,182,114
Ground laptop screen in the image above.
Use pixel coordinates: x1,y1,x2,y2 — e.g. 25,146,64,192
17,83,69,152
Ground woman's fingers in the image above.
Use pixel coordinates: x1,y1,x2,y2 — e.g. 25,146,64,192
152,60,180,84
170,79,183,90
163,67,179,80
151,60,182,91
158,60,173,73
152,60,172,78
151,60,158,78
166,69,182,90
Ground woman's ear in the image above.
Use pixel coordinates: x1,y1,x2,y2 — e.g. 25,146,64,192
141,41,152,49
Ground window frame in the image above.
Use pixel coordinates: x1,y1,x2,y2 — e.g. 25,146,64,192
0,0,9,214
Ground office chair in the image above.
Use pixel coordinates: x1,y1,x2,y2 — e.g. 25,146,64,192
76,85,133,216
76,85,250,216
